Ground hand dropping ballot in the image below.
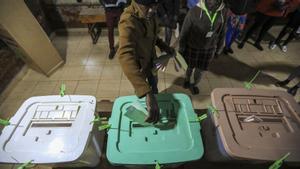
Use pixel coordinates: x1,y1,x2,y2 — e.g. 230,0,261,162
124,101,176,128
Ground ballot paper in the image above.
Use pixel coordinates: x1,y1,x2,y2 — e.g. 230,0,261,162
124,101,149,125
124,101,176,129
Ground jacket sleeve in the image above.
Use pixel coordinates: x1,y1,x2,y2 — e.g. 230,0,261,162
216,9,227,55
118,17,151,98
179,10,192,51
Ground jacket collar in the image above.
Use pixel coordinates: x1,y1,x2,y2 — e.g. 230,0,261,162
126,0,147,19
197,0,225,12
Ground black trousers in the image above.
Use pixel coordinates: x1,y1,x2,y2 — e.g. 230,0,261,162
274,11,300,46
242,12,278,44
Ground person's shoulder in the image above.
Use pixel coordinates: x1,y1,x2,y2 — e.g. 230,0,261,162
119,10,136,25
188,5,202,16
119,11,139,34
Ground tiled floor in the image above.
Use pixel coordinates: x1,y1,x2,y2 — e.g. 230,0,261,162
0,27,300,121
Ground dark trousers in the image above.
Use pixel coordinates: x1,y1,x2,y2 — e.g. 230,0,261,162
105,8,122,50
275,26,298,46
275,22,300,46
225,19,240,49
242,12,278,44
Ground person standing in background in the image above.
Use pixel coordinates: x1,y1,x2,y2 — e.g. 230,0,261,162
238,0,300,51
223,10,247,54
269,8,300,52
179,0,226,95
223,0,258,54
100,0,127,59
157,0,180,45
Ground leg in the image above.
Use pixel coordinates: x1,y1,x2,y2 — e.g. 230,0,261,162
113,9,122,51
183,67,193,88
190,68,202,95
105,11,116,59
276,66,300,87
287,81,300,96
106,11,115,50
165,27,172,46
282,26,298,46
274,24,290,44
287,66,300,81
148,74,159,94
254,17,277,51
238,12,268,48
228,26,240,53
225,17,234,50
269,24,289,50
193,68,203,85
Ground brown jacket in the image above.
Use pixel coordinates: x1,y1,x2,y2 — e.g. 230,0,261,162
117,1,168,98
256,0,300,17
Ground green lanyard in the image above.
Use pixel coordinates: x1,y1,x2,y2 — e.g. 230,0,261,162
203,5,218,30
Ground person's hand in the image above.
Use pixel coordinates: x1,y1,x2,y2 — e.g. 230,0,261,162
154,54,172,72
145,92,160,123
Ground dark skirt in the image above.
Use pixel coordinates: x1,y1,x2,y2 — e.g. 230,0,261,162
183,47,217,70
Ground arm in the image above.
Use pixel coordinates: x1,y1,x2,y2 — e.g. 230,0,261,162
118,17,151,98
154,17,175,54
179,10,192,52
156,38,170,52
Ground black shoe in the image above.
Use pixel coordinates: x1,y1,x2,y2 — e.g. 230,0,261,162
287,86,298,96
108,48,116,60
183,81,190,89
275,80,290,87
254,43,263,51
189,85,199,95
227,48,234,54
223,48,229,55
238,41,245,49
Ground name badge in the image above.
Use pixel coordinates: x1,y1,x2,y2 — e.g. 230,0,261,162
206,31,213,38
